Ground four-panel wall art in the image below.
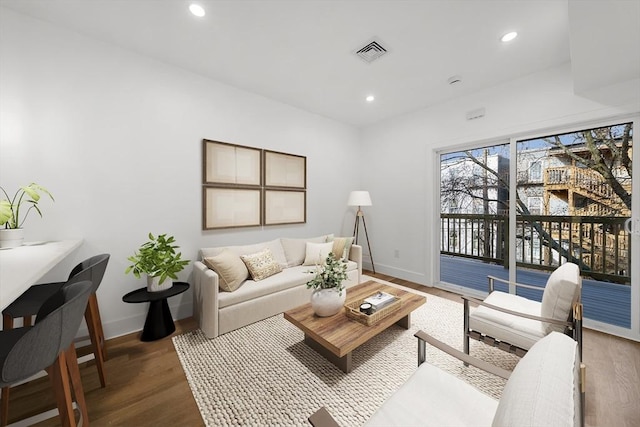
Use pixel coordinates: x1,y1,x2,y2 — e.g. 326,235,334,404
202,139,306,230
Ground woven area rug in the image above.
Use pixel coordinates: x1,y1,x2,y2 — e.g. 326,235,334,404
173,277,520,426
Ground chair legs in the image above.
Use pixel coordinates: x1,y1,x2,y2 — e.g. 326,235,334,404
84,294,107,387
65,344,89,426
45,344,89,427
47,351,77,427
1,386,8,427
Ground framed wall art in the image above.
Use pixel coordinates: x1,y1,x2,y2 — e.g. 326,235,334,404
264,189,306,225
264,150,306,189
203,187,261,229
203,140,262,186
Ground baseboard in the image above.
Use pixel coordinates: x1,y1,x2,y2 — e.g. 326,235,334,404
365,262,428,286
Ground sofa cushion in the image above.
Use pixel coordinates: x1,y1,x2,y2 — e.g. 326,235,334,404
541,263,581,333
331,236,354,260
302,242,334,266
240,248,283,281
203,250,248,292
469,291,546,350
281,234,333,267
492,332,578,427
200,238,288,269
218,261,358,309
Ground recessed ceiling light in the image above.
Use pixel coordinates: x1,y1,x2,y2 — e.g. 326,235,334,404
500,31,518,42
366,95,375,102
189,4,206,17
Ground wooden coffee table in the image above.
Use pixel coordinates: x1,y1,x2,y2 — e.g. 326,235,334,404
284,280,426,373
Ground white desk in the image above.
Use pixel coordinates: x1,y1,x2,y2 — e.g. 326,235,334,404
0,240,83,311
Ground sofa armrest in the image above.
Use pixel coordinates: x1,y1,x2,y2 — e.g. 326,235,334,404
348,244,362,280
193,261,220,338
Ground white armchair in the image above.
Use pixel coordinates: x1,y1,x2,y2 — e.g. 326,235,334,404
462,262,583,359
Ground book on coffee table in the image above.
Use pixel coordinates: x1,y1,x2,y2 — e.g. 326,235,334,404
364,291,396,310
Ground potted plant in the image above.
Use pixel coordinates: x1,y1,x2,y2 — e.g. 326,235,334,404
0,183,54,248
306,252,348,317
125,233,190,292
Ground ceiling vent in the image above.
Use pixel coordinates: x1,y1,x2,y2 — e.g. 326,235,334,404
354,39,388,63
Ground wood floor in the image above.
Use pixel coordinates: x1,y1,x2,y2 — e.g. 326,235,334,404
7,271,640,426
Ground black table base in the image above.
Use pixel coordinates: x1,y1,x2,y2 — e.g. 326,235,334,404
122,282,189,342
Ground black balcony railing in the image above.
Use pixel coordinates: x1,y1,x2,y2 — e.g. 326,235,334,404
441,213,631,285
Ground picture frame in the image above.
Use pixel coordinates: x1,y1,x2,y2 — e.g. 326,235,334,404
203,140,262,186
264,189,306,225
203,187,262,230
264,150,306,189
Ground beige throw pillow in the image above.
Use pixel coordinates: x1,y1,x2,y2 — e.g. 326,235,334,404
302,242,334,266
203,250,249,292
331,237,354,260
240,248,283,281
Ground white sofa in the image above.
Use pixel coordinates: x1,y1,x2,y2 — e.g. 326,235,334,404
192,234,362,339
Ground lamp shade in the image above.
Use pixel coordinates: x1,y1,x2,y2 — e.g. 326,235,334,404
347,191,372,207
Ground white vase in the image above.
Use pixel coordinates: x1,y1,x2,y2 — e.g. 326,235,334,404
0,228,25,248
310,288,346,317
146,275,173,292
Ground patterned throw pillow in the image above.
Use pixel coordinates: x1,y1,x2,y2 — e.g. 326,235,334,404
240,248,283,281
331,237,354,260
203,250,249,292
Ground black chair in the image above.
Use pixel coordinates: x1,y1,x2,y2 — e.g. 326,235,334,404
1,280,94,427
2,254,110,387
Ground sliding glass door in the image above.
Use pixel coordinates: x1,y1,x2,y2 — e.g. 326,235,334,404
437,119,638,339
439,141,510,296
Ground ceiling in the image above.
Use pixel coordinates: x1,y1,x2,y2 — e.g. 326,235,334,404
1,1,637,127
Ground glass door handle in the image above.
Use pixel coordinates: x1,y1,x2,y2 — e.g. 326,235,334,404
625,218,640,234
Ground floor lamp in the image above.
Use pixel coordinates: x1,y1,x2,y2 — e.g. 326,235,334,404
348,190,375,274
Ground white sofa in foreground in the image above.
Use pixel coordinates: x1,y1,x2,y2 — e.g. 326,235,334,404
192,234,362,339
310,331,585,427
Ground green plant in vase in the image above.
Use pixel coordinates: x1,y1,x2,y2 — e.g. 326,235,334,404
125,233,190,291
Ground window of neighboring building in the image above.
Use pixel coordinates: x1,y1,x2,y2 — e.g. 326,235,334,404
529,160,542,182
528,197,542,215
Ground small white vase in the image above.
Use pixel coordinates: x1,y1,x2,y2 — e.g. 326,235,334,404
310,288,346,317
146,275,173,292
0,228,25,248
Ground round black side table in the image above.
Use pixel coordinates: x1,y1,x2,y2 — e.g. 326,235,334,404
122,281,189,341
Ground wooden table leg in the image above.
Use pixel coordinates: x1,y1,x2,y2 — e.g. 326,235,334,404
304,334,352,373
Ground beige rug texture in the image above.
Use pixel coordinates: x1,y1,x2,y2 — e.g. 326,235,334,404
172,277,519,426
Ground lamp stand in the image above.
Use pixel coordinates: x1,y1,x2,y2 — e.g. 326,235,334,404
352,207,375,274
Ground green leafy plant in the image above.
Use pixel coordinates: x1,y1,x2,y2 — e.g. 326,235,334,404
0,183,54,229
125,233,190,284
306,252,348,295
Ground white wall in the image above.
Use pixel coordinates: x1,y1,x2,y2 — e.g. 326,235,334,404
0,9,362,338
360,63,640,285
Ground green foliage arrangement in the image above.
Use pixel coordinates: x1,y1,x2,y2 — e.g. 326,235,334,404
125,233,190,284
0,183,54,229
306,252,348,295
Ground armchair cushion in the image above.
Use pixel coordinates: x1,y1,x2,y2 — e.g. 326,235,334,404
470,291,546,350
492,332,578,427
540,263,581,333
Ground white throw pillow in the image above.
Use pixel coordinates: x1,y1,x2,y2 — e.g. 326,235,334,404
281,234,333,267
240,248,283,281
540,263,581,333
302,242,334,266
